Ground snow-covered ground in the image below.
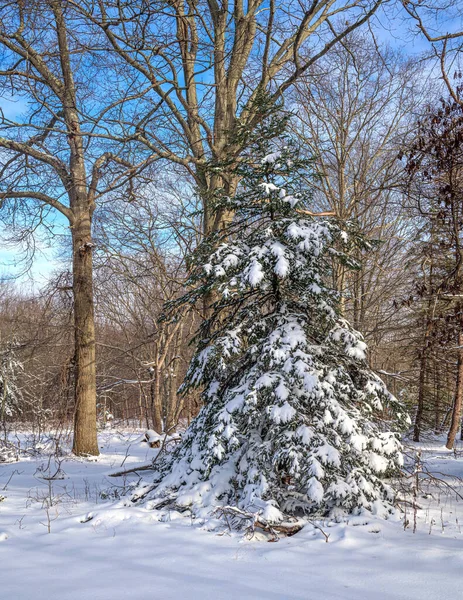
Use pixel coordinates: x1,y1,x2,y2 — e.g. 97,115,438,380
1,430,462,600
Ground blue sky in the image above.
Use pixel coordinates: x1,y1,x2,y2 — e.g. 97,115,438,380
0,222,65,289
0,96,67,288
0,243,59,286
1,94,28,120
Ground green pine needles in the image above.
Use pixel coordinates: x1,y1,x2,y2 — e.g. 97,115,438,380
144,119,408,523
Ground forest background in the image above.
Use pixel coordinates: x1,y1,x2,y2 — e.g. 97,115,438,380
1,0,463,454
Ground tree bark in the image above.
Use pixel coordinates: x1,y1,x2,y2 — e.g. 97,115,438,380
71,214,99,456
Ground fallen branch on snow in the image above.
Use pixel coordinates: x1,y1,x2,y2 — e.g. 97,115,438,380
109,430,180,477
215,505,306,540
108,462,156,477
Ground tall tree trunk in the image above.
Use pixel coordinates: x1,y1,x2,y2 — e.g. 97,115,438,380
414,349,427,443
414,276,436,442
414,312,433,442
202,173,237,317
335,263,346,317
51,0,100,455
71,213,99,456
166,324,184,432
150,363,163,433
434,359,441,433
446,329,463,449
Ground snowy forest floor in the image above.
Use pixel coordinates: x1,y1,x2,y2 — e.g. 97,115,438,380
0,429,462,600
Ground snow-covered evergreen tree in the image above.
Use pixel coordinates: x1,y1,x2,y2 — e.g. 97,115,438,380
144,115,407,523
0,339,23,424
0,339,23,462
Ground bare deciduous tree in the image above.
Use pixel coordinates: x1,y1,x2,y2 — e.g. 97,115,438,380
0,1,148,454
72,0,386,239
292,33,422,340
405,96,463,447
